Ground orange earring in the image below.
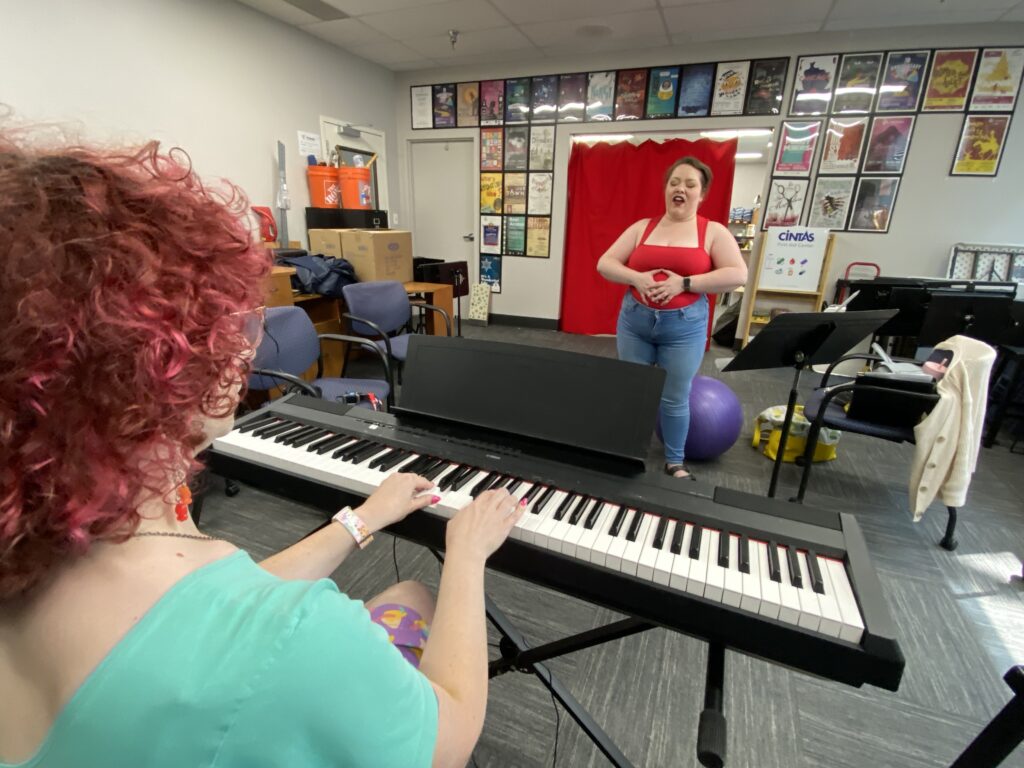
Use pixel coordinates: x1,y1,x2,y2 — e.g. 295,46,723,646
176,485,192,522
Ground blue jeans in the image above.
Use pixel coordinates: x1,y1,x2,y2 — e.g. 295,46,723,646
617,293,708,464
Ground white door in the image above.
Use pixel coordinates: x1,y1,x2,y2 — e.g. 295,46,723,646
409,139,476,272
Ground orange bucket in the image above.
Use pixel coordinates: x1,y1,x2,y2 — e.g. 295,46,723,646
338,166,372,210
307,166,341,208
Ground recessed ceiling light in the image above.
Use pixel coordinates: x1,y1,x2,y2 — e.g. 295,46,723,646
576,24,613,38
736,152,764,160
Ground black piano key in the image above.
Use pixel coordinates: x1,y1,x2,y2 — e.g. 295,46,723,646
738,536,751,574
254,420,299,439
400,455,433,474
608,505,628,536
470,472,497,498
449,466,479,492
583,501,603,529
333,439,368,460
717,530,730,567
625,509,644,542
653,517,669,550
348,442,384,464
807,550,825,595
277,425,317,444
767,542,782,582
786,547,803,589
378,450,413,472
567,496,590,525
315,434,352,454
421,460,450,482
523,484,545,504
413,457,444,476
367,448,399,470
532,487,557,514
485,474,510,491
688,526,703,559
506,479,523,494
435,464,465,490
307,432,339,451
670,522,685,554
290,428,329,448
237,413,278,433
553,493,577,521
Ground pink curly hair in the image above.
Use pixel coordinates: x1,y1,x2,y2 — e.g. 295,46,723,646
0,133,271,599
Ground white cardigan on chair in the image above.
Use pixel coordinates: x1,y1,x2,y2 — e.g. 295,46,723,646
909,335,996,520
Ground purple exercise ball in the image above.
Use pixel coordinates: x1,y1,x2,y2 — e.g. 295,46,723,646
655,375,743,461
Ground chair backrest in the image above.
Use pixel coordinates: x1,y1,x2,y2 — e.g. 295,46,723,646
342,281,410,336
249,306,319,391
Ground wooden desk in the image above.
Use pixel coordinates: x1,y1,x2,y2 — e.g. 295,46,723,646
404,281,453,336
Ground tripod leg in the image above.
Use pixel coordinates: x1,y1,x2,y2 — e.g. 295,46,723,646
698,643,727,768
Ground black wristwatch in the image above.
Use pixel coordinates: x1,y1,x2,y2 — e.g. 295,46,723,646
683,276,692,293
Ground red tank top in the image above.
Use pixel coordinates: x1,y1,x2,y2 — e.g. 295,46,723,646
627,216,713,309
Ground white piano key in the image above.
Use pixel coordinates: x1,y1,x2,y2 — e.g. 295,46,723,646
545,495,581,554
521,488,560,545
619,513,653,577
532,491,569,549
562,503,593,557
653,520,678,586
670,523,694,592
591,506,625,568
795,551,822,632
722,534,743,608
825,558,865,644
739,540,762,615
636,515,663,581
685,528,711,597
604,508,635,572
776,545,802,626
814,555,845,639
704,531,726,602
574,503,610,563
756,542,782,620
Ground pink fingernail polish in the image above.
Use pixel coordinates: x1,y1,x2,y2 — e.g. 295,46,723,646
519,498,528,506
431,495,441,504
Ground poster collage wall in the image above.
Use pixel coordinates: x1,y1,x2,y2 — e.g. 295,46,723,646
765,47,1022,235
410,47,1021,288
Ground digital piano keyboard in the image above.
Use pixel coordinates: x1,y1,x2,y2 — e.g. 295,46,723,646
207,394,904,692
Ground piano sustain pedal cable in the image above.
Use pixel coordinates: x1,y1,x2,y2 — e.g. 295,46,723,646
334,392,382,411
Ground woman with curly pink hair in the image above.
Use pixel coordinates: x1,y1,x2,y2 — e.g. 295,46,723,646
0,134,520,767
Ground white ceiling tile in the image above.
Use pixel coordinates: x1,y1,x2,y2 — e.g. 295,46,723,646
359,0,508,40
390,59,440,71
405,27,536,58
673,20,823,42
824,9,1004,30
1002,2,1024,18
323,0,449,16
302,18,392,46
658,0,727,5
827,0,1016,20
490,0,656,25
519,9,668,48
664,0,830,34
236,0,323,26
348,39,426,64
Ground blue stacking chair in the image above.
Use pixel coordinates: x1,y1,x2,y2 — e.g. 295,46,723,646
341,281,451,382
251,305,394,409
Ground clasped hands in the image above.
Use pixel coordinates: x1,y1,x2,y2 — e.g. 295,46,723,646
633,269,688,305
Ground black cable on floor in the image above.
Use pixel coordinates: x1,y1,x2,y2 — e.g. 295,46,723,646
541,665,561,767
392,537,400,583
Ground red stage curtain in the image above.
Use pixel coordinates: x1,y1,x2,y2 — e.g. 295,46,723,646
559,138,737,336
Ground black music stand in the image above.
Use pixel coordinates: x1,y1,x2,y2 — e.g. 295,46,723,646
917,291,1014,347
723,309,897,499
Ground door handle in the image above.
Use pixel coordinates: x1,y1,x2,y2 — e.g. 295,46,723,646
463,232,475,242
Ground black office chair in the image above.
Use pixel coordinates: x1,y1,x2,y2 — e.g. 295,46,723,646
792,353,960,551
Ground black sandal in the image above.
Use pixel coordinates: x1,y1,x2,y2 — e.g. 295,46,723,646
665,463,697,481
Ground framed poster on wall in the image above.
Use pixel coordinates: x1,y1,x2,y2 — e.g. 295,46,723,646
531,75,558,122
922,49,978,111
586,71,615,121
646,66,680,118
862,116,915,174
832,53,883,113
411,85,432,129
876,51,930,112
504,126,529,171
790,54,839,115
773,121,821,176
480,215,502,254
677,63,715,116
505,78,531,123
951,114,1011,176
711,60,750,116
806,176,855,230
763,178,809,229
558,73,587,122
432,84,456,128
529,126,555,170
526,217,551,257
745,58,789,115
503,216,526,255
456,82,479,127
848,177,900,233
969,48,1024,111
817,117,868,174
480,127,503,170
480,254,502,293
480,80,505,125
614,69,648,119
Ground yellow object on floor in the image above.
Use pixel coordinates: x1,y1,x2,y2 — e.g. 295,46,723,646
752,405,840,463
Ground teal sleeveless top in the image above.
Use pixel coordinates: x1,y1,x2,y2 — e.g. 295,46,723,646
3,551,438,767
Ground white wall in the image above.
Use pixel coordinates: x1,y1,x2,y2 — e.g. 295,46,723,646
730,162,769,212
395,23,1024,322
3,0,397,247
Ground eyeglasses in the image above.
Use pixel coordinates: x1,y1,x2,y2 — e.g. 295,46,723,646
230,305,266,348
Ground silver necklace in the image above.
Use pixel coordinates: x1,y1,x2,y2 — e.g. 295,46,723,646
132,531,221,542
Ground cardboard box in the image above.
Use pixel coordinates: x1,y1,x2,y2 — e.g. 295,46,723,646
307,228,350,260
341,229,413,283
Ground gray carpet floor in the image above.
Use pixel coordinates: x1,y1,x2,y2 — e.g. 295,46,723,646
199,324,1024,768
